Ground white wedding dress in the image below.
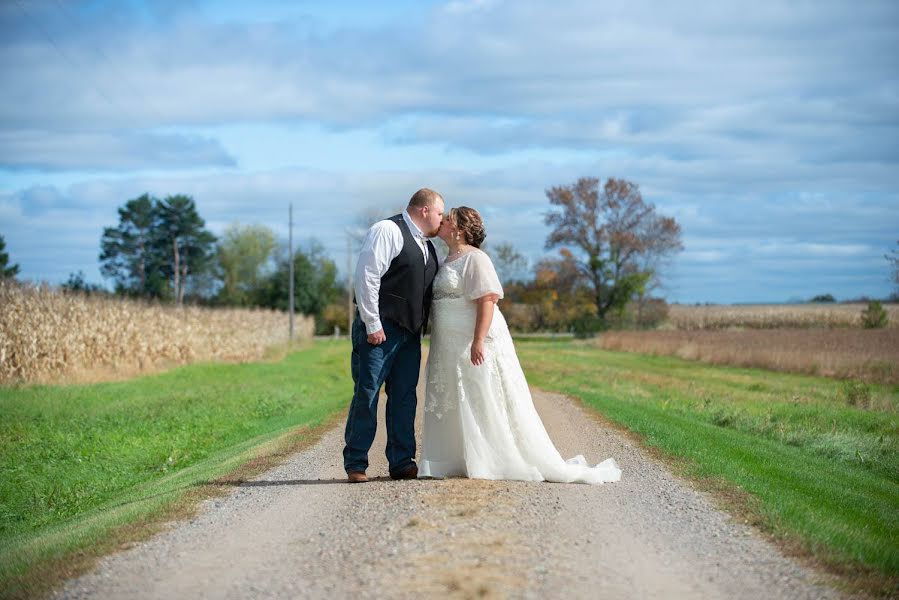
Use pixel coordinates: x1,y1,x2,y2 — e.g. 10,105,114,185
419,249,621,484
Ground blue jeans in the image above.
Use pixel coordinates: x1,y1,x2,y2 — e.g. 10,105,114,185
343,317,421,474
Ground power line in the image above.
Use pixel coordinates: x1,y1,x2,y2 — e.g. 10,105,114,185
49,0,162,121
13,0,123,114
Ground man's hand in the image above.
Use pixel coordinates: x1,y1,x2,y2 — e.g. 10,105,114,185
367,329,386,345
470,339,486,366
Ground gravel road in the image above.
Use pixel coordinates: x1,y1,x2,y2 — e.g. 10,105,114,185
56,360,845,599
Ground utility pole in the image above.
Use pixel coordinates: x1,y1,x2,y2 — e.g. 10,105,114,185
288,203,295,341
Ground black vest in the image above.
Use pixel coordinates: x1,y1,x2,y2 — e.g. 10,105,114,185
376,215,438,334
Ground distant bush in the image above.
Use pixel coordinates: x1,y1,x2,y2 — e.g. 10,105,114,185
319,302,350,336
571,313,605,338
842,380,872,408
633,298,669,329
502,302,542,333
861,301,888,329
61,271,108,295
604,298,669,330
810,293,836,303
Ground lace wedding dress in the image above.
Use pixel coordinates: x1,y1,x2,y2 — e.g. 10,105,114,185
419,249,621,484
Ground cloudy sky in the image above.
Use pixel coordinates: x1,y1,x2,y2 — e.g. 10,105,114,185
1,0,897,303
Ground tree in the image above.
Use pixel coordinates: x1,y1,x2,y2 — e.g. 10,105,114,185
217,223,276,306
61,271,106,295
100,194,217,303
156,195,217,306
810,293,836,303
516,248,594,331
257,240,344,333
544,177,683,323
0,234,20,279
99,194,168,298
489,242,529,285
861,301,888,329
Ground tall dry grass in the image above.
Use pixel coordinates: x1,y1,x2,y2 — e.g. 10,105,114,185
594,329,899,384
667,303,899,330
0,280,313,385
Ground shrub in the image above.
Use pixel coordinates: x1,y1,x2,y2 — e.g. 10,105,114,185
861,301,888,329
501,302,541,333
571,313,605,338
842,380,871,408
634,298,670,329
318,302,351,336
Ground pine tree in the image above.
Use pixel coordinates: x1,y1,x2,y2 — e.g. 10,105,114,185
0,234,21,280
99,194,167,298
156,195,217,305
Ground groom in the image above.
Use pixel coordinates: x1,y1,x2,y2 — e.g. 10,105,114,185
343,188,444,483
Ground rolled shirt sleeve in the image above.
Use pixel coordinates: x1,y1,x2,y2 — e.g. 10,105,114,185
354,220,403,334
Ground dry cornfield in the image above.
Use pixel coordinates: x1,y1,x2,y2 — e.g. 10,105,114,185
0,280,313,385
594,328,899,384
667,303,899,330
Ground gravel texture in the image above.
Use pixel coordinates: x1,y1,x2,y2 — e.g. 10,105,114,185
55,365,846,599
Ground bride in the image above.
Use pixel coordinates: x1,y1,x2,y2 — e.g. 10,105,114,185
419,207,621,484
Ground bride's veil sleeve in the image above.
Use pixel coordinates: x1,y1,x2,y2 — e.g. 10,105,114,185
463,251,504,301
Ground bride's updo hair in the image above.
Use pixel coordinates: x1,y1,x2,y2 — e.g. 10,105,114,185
449,206,486,248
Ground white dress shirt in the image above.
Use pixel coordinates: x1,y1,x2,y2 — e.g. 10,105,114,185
354,210,432,335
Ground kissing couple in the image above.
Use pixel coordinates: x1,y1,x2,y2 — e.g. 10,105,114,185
342,188,621,485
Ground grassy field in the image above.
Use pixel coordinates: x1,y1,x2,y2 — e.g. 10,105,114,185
517,341,898,591
0,340,351,598
594,328,899,384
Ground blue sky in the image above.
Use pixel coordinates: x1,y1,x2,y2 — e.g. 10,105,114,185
1,0,897,303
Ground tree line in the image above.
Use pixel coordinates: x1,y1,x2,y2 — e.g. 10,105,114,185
3,176,897,334
92,193,343,334
85,179,684,335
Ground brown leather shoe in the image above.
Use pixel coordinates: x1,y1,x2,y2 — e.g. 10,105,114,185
389,464,418,480
347,471,368,483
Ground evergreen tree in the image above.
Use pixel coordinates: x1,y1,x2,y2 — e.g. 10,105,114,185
156,195,217,306
100,194,216,303
0,234,20,280
99,194,167,297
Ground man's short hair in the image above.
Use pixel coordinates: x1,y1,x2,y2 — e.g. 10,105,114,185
408,188,443,208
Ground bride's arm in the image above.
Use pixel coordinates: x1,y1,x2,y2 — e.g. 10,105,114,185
471,293,500,366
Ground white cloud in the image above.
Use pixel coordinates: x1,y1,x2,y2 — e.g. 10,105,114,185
0,130,236,171
754,242,871,258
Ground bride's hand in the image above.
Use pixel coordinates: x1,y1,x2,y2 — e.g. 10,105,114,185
470,339,486,366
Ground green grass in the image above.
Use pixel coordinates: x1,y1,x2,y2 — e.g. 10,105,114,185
0,340,352,596
516,341,899,582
